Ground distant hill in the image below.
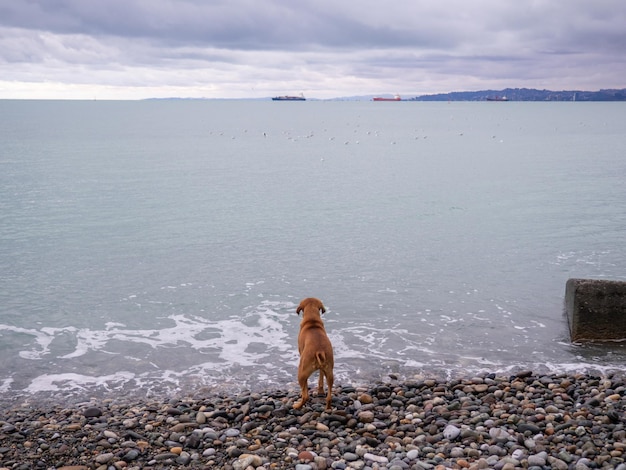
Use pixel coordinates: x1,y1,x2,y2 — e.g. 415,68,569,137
408,88,626,101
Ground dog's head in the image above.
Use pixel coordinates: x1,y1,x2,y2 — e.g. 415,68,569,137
296,297,326,315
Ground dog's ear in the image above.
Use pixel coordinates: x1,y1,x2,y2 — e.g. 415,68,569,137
296,305,303,315
320,304,326,314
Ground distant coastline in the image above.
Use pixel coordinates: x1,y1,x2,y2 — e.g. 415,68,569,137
328,87,626,102
406,87,626,102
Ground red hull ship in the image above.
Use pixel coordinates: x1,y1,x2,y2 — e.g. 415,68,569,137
373,94,401,101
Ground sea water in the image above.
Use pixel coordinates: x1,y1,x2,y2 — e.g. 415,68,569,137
1,99,625,405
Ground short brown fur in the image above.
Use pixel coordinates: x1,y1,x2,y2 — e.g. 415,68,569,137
294,297,334,410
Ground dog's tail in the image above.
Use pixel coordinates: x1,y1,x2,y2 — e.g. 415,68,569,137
315,351,326,367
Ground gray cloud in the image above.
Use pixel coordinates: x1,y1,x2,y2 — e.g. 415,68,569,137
0,0,624,99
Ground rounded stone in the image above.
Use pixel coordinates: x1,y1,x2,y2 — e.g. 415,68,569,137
224,428,240,437
299,451,315,461
359,394,373,404
443,424,461,440
95,452,114,464
406,449,419,460
83,407,102,418
123,449,140,462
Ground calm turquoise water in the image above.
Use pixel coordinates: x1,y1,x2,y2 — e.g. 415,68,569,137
1,100,625,404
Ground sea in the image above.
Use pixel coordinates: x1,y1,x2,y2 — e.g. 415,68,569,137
1,99,625,406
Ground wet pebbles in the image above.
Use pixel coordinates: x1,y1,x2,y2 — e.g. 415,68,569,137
1,371,625,469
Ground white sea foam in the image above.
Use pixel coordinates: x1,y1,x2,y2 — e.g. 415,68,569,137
0,378,13,393
34,305,293,366
2,299,302,395
26,371,136,393
0,324,74,360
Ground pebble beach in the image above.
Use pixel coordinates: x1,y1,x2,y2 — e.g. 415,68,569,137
1,371,625,470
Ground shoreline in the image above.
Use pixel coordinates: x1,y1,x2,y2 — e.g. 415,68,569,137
1,371,625,469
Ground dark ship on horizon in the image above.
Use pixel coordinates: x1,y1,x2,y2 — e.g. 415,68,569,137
272,93,306,101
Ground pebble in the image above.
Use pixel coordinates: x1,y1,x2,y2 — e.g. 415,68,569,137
407,449,419,460
299,450,315,461
364,452,388,464
528,451,548,466
443,423,460,440
94,452,114,464
0,372,624,469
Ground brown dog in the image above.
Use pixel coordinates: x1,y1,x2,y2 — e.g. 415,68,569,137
294,297,334,410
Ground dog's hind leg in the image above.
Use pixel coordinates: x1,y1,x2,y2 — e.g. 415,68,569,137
315,351,326,396
324,369,334,410
317,370,325,396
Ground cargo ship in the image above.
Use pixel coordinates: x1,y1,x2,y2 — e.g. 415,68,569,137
272,93,306,101
373,94,401,101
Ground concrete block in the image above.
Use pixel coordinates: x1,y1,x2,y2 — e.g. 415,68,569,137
565,278,626,342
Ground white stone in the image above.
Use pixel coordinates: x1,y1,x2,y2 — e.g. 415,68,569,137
363,452,388,464
443,424,460,440
406,449,419,460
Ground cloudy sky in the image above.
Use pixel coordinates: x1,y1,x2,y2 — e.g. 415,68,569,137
1,0,625,99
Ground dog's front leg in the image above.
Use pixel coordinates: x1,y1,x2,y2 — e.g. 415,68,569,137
293,386,309,410
294,365,311,409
